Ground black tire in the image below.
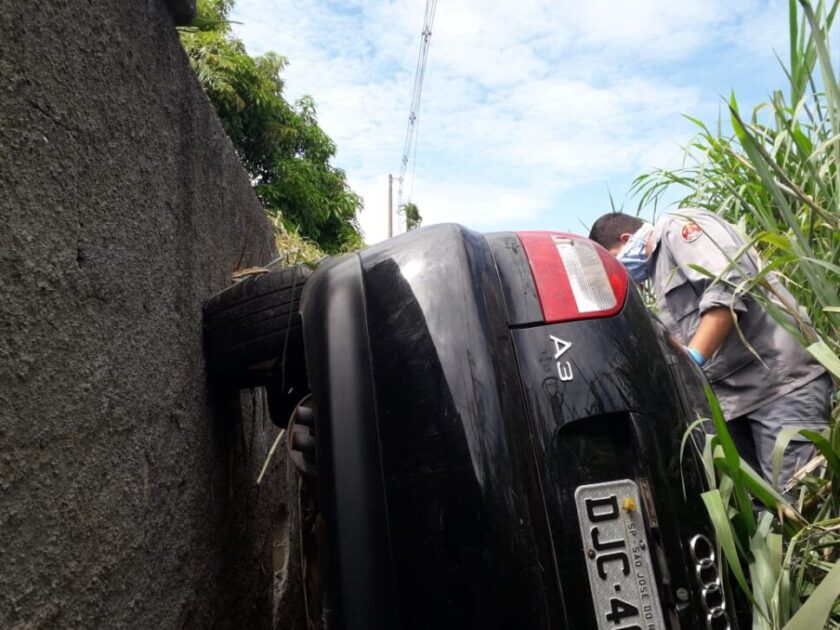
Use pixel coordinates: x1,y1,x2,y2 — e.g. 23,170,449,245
203,264,312,391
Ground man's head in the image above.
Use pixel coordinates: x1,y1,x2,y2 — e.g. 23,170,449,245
589,213,645,256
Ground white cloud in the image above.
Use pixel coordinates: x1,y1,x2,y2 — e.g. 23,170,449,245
353,171,552,244
231,0,790,243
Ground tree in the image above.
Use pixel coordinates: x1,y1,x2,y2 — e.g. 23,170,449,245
403,202,422,230
178,0,363,253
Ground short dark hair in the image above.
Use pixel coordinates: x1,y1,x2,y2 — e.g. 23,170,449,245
588,213,644,249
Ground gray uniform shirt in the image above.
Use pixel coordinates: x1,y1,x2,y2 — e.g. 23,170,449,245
648,208,825,420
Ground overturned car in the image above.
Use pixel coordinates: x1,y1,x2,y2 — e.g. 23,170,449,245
203,224,733,630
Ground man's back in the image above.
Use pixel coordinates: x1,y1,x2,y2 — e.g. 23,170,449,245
649,208,823,419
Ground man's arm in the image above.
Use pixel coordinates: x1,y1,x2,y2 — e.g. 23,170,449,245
659,213,749,364
687,306,735,362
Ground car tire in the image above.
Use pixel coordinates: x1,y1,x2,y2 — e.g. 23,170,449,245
203,264,312,395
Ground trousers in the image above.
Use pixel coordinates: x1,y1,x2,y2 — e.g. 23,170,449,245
728,372,833,490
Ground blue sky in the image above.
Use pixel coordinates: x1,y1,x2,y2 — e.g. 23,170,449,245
231,0,793,243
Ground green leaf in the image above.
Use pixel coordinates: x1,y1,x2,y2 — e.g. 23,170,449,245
799,429,840,477
713,446,803,536
757,231,795,252
701,489,752,598
783,558,840,630
177,5,362,253
702,384,757,531
679,417,711,497
806,340,840,378
750,511,781,626
769,426,840,498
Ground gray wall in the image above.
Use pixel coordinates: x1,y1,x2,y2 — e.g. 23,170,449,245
0,1,299,627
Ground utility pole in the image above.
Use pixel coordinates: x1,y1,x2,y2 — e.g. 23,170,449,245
387,174,393,238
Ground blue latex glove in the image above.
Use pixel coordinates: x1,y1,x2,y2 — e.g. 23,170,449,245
685,346,705,366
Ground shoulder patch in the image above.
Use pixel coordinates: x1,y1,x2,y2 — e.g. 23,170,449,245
681,221,702,243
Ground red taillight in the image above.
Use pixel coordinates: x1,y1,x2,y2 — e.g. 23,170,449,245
516,231,628,323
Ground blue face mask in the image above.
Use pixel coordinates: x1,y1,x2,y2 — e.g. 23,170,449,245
616,223,653,283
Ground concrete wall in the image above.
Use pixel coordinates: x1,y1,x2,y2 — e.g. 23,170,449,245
0,1,300,627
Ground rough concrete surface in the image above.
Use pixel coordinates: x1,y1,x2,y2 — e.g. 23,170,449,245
0,1,302,627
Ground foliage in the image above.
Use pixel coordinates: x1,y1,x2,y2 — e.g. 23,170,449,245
403,201,422,230
691,384,840,629
634,1,840,627
271,216,326,266
178,0,364,253
632,3,839,355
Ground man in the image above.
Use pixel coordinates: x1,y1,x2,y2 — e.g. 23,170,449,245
589,209,831,489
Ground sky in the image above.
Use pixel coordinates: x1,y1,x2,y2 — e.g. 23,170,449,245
230,0,792,244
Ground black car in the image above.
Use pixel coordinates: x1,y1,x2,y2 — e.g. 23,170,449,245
203,224,733,630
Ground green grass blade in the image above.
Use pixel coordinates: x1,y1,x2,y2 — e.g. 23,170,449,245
798,429,840,473
807,340,840,377
769,425,840,517
680,418,711,498
701,489,753,598
703,383,757,531
750,511,779,625
783,558,840,629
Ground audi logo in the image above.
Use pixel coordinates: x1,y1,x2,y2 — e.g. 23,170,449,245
689,534,731,630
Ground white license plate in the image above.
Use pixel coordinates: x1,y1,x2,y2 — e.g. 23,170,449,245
574,479,665,630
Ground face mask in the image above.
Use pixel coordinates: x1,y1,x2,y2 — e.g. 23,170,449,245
616,223,653,283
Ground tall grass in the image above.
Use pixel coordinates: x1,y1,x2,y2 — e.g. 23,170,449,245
271,216,326,266
632,1,840,627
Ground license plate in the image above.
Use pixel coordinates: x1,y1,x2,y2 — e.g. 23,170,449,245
574,479,665,630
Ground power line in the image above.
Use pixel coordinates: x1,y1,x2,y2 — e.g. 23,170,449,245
396,0,438,229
